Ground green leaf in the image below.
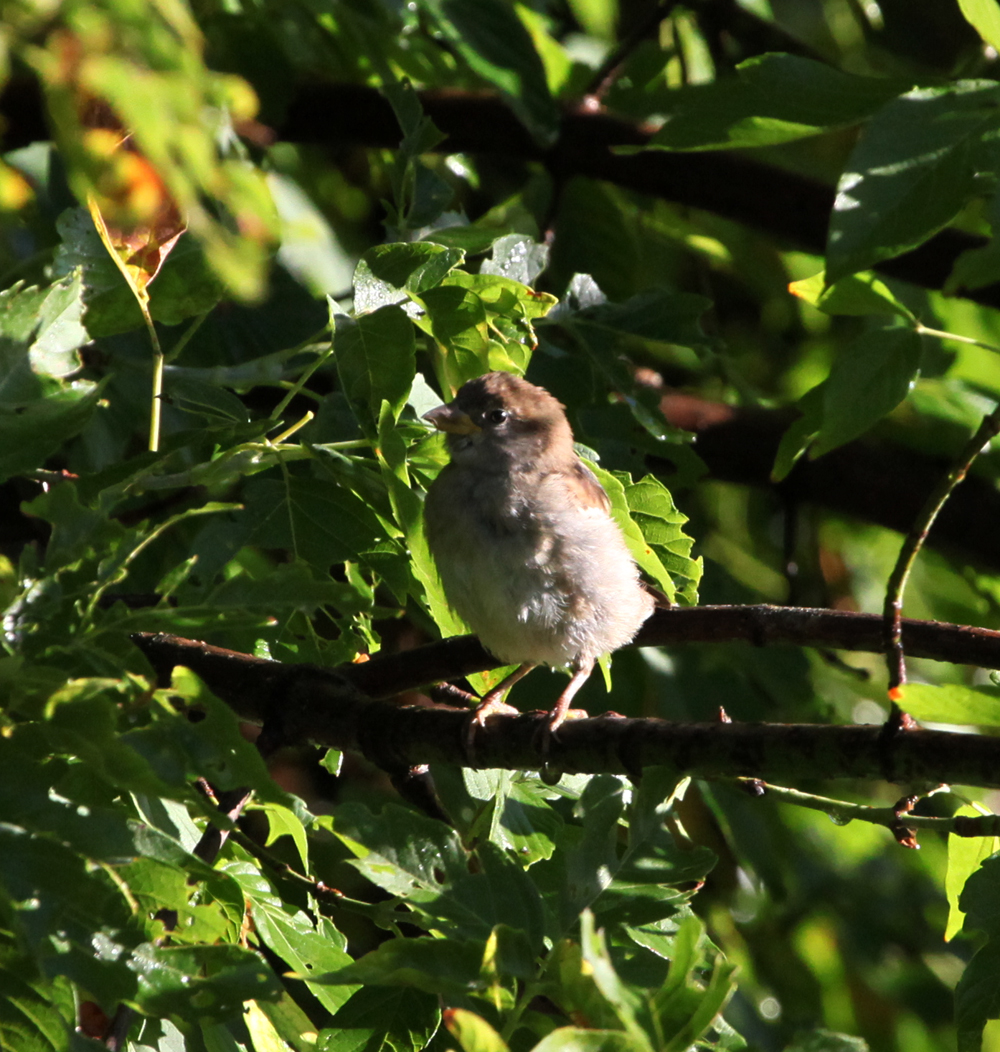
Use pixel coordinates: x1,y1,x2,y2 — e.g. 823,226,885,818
479,234,549,286
0,824,138,1003
902,683,1000,726
586,465,700,604
242,476,388,568
957,941,1000,1052
573,287,712,346
51,208,220,335
566,0,617,40
207,561,368,617
959,0,1000,51
0,381,102,484
415,284,491,392
356,242,465,309
443,1007,509,1052
532,775,627,934
958,853,1000,938
954,854,1000,1049
333,802,469,898
642,54,908,151
0,733,140,862
417,0,558,144
621,474,702,605
530,1030,649,1052
429,843,548,949
788,271,916,322
0,273,88,397
557,285,709,442
261,802,310,869
812,326,922,456
466,770,563,864
783,1033,869,1052
319,986,441,1052
550,182,637,302
167,376,252,423
316,937,485,996
333,304,417,427
41,685,174,797
579,911,649,1042
660,954,738,1052
826,82,1000,281
130,942,282,1018
946,806,1000,942
251,992,323,1052
0,933,76,1052
125,667,295,801
772,385,824,482
227,860,356,1017
269,171,356,298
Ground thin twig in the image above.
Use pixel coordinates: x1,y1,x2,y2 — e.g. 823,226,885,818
103,781,254,1049
228,829,406,933
883,407,1000,694
914,323,1000,356
583,0,679,102
270,326,334,422
741,779,1000,839
164,310,210,363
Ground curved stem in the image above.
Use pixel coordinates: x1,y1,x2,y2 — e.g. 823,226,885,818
883,407,1000,694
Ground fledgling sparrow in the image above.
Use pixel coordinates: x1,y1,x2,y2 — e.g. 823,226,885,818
423,371,655,741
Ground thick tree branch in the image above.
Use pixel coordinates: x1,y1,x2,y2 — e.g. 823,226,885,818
134,604,1000,713
132,604,1000,786
132,626,1000,787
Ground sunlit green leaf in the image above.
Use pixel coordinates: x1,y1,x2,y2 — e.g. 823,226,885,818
813,326,922,456
641,54,908,151
826,82,1000,281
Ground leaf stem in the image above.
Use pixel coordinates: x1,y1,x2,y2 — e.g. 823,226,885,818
270,325,334,422
500,981,542,1042
269,410,315,445
146,314,165,452
165,310,211,363
914,323,1000,356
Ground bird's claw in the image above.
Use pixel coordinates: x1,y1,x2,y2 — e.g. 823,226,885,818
464,697,520,756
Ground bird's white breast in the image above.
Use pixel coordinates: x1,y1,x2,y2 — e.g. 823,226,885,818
425,464,652,667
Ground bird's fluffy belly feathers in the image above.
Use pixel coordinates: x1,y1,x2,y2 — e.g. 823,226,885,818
426,466,650,667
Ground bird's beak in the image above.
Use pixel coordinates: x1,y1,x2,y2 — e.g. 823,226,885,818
423,403,481,435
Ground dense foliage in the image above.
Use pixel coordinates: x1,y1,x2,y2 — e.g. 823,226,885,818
8,1,1000,1051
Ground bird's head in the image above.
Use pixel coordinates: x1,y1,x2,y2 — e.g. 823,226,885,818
424,372,574,473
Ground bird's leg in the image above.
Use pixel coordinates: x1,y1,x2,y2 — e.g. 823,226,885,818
537,659,595,753
466,663,536,749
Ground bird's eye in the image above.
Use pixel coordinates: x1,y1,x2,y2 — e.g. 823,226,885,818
487,408,509,425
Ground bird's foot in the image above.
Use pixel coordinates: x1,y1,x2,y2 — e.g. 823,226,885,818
464,696,521,756
532,705,588,758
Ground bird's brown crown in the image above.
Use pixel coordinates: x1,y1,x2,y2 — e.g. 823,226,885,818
455,372,572,447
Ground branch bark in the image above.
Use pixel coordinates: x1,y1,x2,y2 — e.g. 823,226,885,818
132,603,1000,787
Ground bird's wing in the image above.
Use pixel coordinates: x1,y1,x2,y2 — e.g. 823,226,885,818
571,462,673,609
642,580,673,609
564,461,613,514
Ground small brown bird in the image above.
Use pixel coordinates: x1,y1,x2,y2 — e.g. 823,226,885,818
423,371,655,740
